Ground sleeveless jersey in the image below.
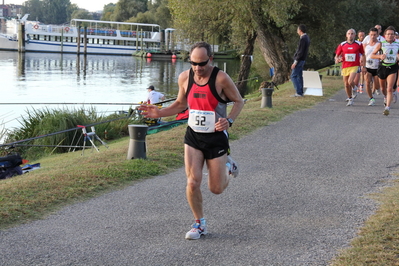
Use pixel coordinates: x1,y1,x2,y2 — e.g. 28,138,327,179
365,42,380,69
186,67,228,133
335,40,364,69
380,40,399,66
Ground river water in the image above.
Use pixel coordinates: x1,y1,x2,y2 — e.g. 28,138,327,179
0,51,240,141
0,21,240,142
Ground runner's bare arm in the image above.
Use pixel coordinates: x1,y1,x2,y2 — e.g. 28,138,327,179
370,43,383,60
214,71,244,131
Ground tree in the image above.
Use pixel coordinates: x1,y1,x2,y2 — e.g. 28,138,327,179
21,0,43,22
101,3,116,21
67,3,79,22
42,0,71,24
247,0,301,85
169,0,257,94
71,9,94,20
169,0,234,43
126,0,171,28
152,0,172,29
112,0,148,21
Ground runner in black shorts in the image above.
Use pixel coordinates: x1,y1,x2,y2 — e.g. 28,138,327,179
371,26,399,115
184,126,229,160
377,64,398,80
139,41,244,240
366,68,378,76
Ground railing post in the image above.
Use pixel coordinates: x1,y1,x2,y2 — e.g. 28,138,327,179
260,87,274,108
127,125,148,159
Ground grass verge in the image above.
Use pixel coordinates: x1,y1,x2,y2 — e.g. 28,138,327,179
2,68,399,264
330,177,399,265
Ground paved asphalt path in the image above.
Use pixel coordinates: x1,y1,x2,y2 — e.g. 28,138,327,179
1,89,399,266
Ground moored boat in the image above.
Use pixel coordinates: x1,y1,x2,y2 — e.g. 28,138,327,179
0,15,164,55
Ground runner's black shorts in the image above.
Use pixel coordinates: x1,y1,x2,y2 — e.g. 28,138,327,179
377,64,398,79
366,68,378,77
184,126,229,159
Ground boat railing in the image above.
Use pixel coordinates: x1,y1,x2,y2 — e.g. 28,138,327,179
27,23,75,35
0,33,17,41
26,24,161,42
70,19,161,41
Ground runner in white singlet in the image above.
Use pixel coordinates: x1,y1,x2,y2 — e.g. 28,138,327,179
364,27,381,106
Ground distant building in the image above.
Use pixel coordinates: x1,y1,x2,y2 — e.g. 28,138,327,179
0,3,22,18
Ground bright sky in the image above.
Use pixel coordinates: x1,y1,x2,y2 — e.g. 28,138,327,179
5,0,117,12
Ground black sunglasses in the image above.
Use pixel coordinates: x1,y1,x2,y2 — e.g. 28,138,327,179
189,58,209,66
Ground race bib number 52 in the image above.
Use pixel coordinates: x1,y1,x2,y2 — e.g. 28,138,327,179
188,109,215,133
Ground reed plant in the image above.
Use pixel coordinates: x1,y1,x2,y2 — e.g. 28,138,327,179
0,121,7,143
4,106,140,160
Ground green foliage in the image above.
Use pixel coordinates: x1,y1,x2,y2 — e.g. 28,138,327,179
21,0,43,22
112,0,148,21
67,3,80,22
101,3,116,21
71,9,94,20
41,0,71,24
169,0,235,45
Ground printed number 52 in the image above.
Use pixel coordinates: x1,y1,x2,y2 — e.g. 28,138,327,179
195,116,206,126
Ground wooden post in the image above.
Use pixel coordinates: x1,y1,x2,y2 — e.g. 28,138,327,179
135,25,139,53
170,30,174,52
61,27,64,53
83,26,87,55
166,30,169,52
77,26,81,55
140,29,143,51
17,52,25,77
18,23,25,53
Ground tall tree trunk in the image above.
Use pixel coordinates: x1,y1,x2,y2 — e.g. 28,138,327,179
236,30,257,97
250,8,291,85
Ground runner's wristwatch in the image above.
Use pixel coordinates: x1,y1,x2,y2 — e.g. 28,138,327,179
227,118,234,127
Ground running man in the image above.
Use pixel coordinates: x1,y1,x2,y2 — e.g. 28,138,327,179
363,24,385,44
371,26,399,115
363,27,381,106
364,25,385,95
139,41,244,240
335,29,366,106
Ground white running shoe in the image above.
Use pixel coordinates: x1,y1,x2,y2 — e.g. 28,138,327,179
383,107,390,116
346,98,353,106
352,86,358,99
376,89,381,95
368,98,375,106
185,221,207,240
226,155,239,178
